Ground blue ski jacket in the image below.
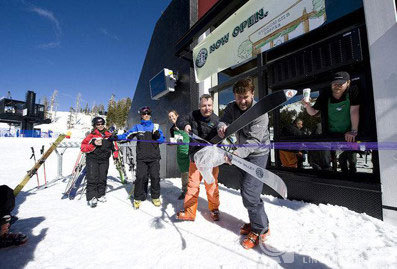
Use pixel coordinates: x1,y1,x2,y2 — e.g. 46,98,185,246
117,120,165,161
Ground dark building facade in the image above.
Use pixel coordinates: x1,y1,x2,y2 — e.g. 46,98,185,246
128,0,397,224
126,0,193,178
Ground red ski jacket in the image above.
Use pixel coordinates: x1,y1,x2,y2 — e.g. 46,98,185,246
81,129,119,160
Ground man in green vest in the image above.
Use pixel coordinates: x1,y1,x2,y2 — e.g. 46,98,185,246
302,71,360,174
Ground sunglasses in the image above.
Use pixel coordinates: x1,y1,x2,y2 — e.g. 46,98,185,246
141,112,151,115
96,123,105,126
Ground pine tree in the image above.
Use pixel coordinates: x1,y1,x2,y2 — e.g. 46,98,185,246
92,105,99,115
84,103,89,114
98,104,105,115
121,97,132,128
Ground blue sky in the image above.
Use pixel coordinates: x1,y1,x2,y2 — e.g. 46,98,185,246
0,0,172,111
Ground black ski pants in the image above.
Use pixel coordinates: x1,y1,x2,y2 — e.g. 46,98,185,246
239,154,269,234
86,158,109,201
134,159,160,200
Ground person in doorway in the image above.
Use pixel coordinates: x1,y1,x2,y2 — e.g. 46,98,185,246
218,77,271,249
176,94,220,222
303,71,360,174
0,185,27,248
115,106,165,209
168,110,190,200
81,117,119,207
308,123,332,170
279,118,305,168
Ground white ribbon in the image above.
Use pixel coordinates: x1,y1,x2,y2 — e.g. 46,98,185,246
194,145,225,184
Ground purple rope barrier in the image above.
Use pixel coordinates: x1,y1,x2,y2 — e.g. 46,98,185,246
120,139,397,151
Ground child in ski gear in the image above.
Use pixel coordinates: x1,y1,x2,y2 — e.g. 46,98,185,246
0,185,27,248
302,71,360,173
218,77,270,249
176,94,220,221
116,106,165,209
81,117,119,207
168,110,190,200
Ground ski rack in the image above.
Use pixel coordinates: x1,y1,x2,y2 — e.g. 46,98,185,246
58,142,81,148
54,141,136,179
57,141,135,148
55,141,81,179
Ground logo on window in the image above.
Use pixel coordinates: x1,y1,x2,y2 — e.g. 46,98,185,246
195,48,208,68
286,90,294,97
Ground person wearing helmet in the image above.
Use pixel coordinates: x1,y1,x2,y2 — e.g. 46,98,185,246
115,106,165,209
81,116,119,207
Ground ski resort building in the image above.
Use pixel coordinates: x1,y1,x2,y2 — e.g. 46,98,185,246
0,91,50,136
127,0,397,224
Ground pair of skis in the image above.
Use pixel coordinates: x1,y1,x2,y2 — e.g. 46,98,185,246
64,152,87,199
114,143,128,184
191,89,298,199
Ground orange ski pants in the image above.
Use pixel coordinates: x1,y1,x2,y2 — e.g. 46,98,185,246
183,161,220,218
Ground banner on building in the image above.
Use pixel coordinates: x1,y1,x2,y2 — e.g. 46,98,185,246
193,0,326,83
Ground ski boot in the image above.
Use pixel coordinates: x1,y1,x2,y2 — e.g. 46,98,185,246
97,196,107,203
240,223,251,235
241,229,270,250
88,197,97,208
133,200,141,209
0,232,28,249
152,198,161,207
176,211,195,221
210,209,220,221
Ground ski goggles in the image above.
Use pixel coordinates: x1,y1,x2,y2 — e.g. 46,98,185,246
139,106,151,115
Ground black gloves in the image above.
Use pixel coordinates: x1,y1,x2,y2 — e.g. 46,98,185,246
126,133,135,140
108,134,118,142
152,130,160,140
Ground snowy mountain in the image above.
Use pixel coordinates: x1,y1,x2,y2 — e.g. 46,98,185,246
0,112,396,268
35,111,98,139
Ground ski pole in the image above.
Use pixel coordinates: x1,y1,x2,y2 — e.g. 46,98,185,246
40,145,47,188
30,147,40,187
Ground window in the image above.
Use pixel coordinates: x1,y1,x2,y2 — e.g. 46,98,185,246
271,88,374,178
217,76,259,118
5,106,15,114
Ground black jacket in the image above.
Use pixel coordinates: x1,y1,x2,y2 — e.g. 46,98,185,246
177,110,219,160
81,129,117,162
118,120,165,161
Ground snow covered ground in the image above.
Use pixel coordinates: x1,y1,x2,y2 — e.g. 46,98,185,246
0,114,397,268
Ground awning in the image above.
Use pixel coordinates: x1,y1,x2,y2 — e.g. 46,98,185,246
174,0,249,60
